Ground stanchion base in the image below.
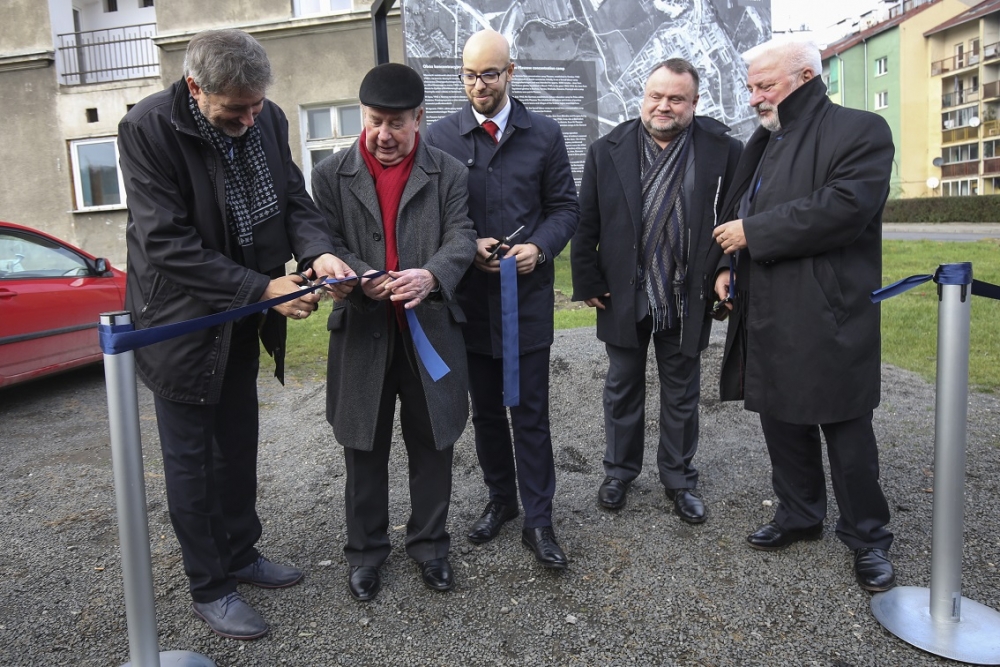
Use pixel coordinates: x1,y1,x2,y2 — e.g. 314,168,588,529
872,586,1000,665
123,650,216,666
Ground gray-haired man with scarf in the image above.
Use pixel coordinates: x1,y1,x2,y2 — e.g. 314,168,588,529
572,59,741,523
119,29,352,640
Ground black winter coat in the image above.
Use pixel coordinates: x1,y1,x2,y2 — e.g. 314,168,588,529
571,116,742,358
119,79,336,403
715,77,894,424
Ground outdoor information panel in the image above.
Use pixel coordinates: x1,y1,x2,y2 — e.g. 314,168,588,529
402,0,771,186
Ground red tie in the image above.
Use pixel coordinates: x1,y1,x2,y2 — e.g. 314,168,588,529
482,120,500,144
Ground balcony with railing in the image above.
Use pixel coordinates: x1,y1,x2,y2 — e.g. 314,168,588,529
942,125,980,143
932,52,982,76
942,87,980,108
985,41,1000,62
984,157,1000,174
984,81,1000,100
56,23,158,86
941,161,981,178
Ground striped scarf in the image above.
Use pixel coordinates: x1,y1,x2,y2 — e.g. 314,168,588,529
188,94,279,251
639,125,691,332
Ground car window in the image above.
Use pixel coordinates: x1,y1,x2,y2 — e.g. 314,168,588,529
0,231,90,278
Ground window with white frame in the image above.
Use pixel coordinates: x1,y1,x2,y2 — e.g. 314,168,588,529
984,139,999,158
70,137,126,211
875,90,888,109
875,56,887,76
942,106,977,129
301,103,362,192
293,0,352,16
941,178,978,196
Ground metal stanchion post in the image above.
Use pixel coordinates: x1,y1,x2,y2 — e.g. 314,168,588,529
870,264,1000,665
102,311,215,667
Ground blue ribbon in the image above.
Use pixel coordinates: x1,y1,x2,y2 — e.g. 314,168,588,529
405,307,449,382
500,255,520,407
871,262,1000,303
99,271,451,382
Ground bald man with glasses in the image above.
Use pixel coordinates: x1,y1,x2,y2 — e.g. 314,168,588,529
425,29,579,571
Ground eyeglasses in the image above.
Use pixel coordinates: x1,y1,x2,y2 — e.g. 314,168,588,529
459,70,505,86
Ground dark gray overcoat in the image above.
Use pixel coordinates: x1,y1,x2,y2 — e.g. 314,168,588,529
311,139,477,451
715,77,894,425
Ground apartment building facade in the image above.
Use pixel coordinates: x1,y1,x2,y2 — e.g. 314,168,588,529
925,0,1000,196
0,0,400,266
821,0,978,199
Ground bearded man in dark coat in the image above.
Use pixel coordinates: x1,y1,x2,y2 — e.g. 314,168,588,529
711,40,896,592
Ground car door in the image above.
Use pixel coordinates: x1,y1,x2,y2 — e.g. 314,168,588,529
0,228,124,385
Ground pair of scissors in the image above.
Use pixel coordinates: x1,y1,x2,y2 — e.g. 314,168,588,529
486,225,526,262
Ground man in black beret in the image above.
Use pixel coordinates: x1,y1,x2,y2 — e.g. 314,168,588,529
311,63,477,602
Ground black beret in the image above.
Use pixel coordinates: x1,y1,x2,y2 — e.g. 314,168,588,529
359,63,424,110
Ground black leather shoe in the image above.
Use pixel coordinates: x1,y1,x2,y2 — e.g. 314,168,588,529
232,555,304,589
420,558,454,591
854,548,896,592
467,501,519,544
348,566,381,601
746,521,823,551
665,488,706,524
521,526,568,570
192,591,268,640
598,476,629,509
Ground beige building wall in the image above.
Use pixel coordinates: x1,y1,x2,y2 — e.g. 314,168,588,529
897,0,974,198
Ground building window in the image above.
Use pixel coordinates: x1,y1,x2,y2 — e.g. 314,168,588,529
942,143,979,163
70,137,126,210
875,90,888,109
875,57,887,76
141,0,155,6
941,178,978,196
301,103,362,191
293,0,352,16
105,0,118,11
984,139,999,158
942,106,978,129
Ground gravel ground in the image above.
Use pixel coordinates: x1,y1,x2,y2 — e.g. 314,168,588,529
1,322,999,667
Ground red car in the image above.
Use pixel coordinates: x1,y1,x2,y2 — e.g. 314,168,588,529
0,221,126,388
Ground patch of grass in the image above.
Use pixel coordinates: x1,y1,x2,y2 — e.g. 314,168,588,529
285,239,1000,392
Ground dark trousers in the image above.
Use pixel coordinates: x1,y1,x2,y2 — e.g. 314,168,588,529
343,332,453,567
153,348,262,604
468,347,555,528
760,411,893,550
603,319,700,490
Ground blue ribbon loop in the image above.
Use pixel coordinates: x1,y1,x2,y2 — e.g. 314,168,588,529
98,271,451,382
871,262,999,303
500,256,520,407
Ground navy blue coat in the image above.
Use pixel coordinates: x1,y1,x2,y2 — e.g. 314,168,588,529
424,97,579,357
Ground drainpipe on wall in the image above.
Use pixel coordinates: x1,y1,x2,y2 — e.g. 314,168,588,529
864,38,869,111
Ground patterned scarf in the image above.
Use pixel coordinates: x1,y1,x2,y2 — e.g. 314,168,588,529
359,129,419,330
188,94,279,251
639,124,691,332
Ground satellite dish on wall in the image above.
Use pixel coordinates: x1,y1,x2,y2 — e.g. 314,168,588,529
932,157,944,167
970,116,981,127
927,177,940,189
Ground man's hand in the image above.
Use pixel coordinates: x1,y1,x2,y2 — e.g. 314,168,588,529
584,294,609,311
386,269,438,309
473,237,503,273
262,269,321,320
361,270,392,301
507,243,542,275
713,219,747,255
712,269,733,320
312,252,356,300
